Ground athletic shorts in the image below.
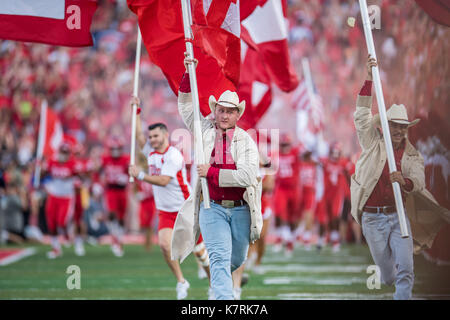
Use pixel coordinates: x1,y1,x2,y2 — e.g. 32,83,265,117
158,209,203,245
261,194,272,220
315,193,344,225
273,187,300,223
105,188,127,221
73,189,83,226
299,187,316,212
139,197,156,228
326,190,344,218
45,194,74,233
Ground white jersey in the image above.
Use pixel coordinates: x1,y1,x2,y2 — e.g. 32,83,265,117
142,143,191,212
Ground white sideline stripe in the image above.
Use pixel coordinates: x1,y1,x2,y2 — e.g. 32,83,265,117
0,248,36,266
255,264,367,274
0,0,65,20
277,292,395,300
263,276,366,286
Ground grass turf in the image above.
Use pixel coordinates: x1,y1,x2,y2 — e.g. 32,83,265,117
0,242,449,300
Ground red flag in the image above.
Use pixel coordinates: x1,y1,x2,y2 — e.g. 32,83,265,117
0,0,98,47
292,79,324,135
43,108,64,158
415,0,450,27
238,43,272,130
128,0,241,116
241,0,299,92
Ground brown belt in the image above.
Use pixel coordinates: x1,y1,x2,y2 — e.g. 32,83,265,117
363,206,396,214
211,199,246,208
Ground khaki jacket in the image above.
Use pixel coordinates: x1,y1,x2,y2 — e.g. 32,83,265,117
171,92,262,262
351,94,450,253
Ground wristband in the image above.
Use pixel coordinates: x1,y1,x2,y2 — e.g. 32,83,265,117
137,171,145,181
137,107,141,115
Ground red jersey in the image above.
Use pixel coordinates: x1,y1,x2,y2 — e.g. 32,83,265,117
44,157,78,197
340,157,354,198
323,158,346,194
276,147,301,189
299,161,317,190
101,154,130,189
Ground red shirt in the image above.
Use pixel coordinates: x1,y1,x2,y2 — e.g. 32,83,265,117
206,129,245,201
365,141,413,207
359,80,413,207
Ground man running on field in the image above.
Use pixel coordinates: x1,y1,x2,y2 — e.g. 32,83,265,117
128,97,211,300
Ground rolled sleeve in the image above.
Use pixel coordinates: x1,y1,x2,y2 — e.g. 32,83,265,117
206,166,220,186
403,178,414,192
359,80,373,96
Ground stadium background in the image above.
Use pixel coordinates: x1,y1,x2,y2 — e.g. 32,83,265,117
0,0,449,299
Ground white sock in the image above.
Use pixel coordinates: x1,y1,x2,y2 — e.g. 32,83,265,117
303,230,312,243
75,236,83,246
281,226,292,243
330,231,340,243
51,236,61,251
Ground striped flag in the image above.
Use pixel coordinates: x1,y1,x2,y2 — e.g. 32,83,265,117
292,79,324,134
0,0,98,47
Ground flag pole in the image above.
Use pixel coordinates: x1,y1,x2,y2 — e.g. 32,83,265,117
359,0,409,237
301,58,315,109
129,25,142,183
180,0,210,208
34,99,48,188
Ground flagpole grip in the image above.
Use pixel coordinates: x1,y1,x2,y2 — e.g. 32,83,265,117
181,0,210,209
359,0,408,238
129,26,142,183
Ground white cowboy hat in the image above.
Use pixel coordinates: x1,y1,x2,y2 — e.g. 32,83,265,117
387,104,420,127
209,90,245,117
372,103,420,127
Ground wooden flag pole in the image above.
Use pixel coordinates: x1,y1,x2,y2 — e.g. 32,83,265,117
359,0,409,237
180,0,210,208
129,25,142,183
34,99,48,189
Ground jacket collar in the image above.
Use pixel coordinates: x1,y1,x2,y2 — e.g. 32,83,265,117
404,139,419,156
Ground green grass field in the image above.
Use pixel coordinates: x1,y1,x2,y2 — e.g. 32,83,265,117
1,243,449,300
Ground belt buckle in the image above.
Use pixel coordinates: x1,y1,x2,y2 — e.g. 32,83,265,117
221,200,235,208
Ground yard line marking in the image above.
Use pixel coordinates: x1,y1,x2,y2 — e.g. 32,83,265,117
254,264,367,274
277,292,395,300
263,276,366,285
0,248,36,266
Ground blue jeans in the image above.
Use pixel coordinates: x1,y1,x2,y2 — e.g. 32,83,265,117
199,201,251,300
362,211,414,300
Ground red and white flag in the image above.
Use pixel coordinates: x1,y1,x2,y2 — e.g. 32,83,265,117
241,0,299,92
238,42,272,130
128,0,241,116
292,79,324,135
0,0,98,47
237,0,299,129
42,107,64,158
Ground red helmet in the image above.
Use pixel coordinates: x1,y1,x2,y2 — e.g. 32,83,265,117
107,136,124,149
280,132,292,145
329,142,342,159
59,141,71,153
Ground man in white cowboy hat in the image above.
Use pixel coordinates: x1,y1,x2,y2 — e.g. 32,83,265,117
170,54,262,300
351,55,450,299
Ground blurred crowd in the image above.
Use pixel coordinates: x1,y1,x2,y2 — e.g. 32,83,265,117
0,0,448,254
